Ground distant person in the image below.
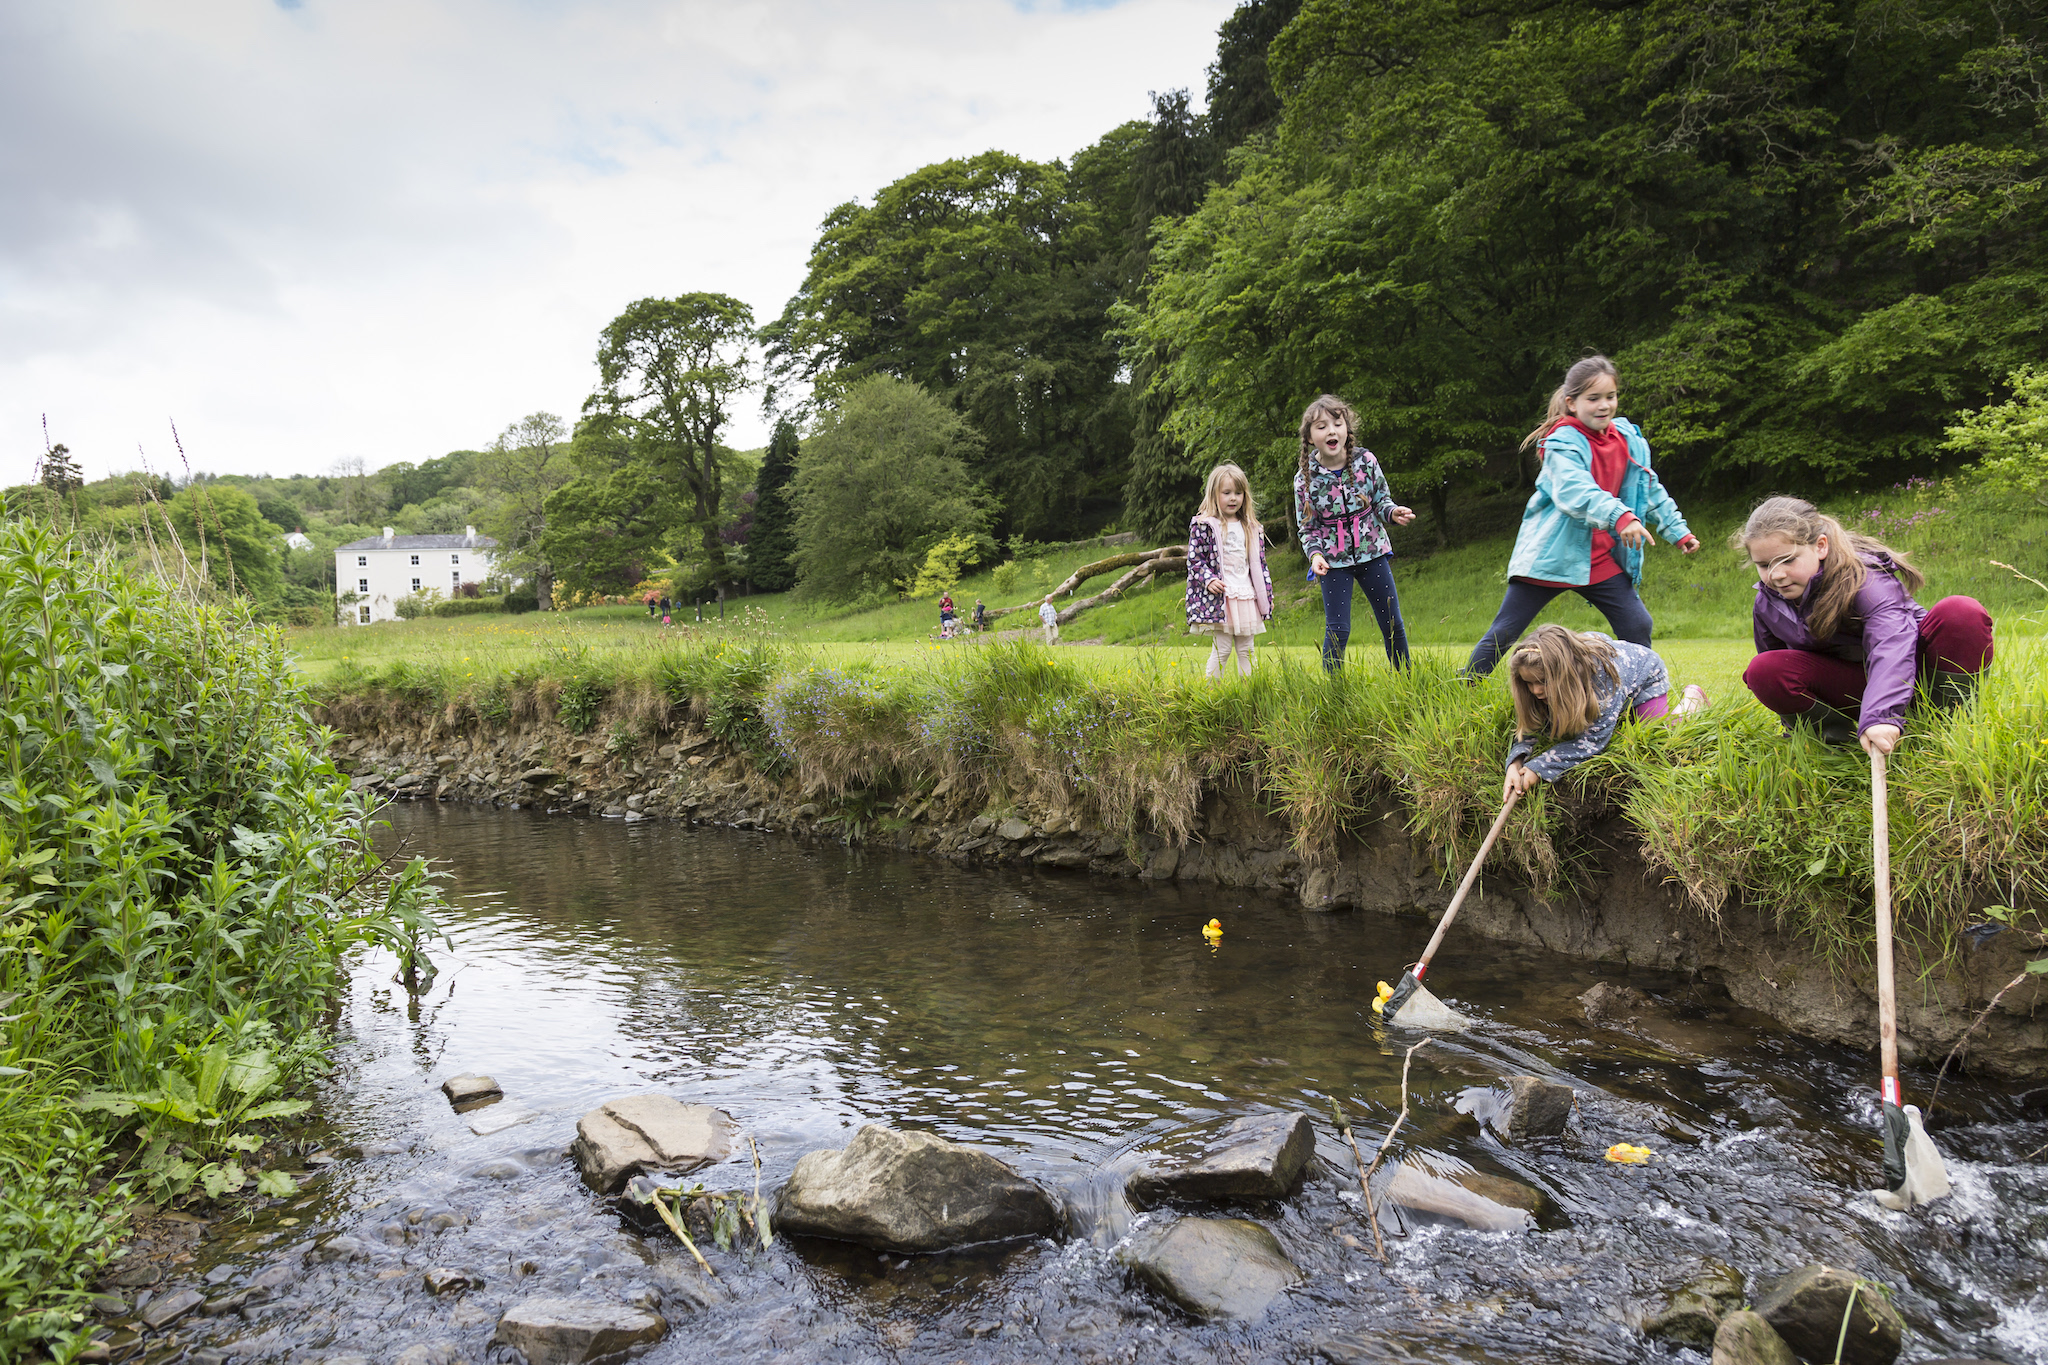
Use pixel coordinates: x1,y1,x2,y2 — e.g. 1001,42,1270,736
1294,394,1415,672
1736,496,1994,750
1465,355,1698,678
973,598,987,633
1502,626,1708,800
1039,596,1059,645
1187,462,1273,679
660,594,672,616
645,592,659,617
939,591,957,637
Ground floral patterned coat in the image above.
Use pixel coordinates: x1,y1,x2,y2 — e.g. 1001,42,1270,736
1185,516,1274,629
1294,449,1398,568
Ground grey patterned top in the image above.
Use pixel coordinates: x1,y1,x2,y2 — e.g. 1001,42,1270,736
1505,635,1671,782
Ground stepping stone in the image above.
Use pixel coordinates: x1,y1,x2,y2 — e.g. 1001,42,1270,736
571,1095,735,1194
440,1074,502,1111
776,1125,1058,1252
1127,1112,1314,1208
491,1297,667,1364
1121,1217,1301,1321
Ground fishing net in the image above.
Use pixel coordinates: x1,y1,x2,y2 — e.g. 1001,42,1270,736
1872,1102,1951,1211
1383,972,1474,1031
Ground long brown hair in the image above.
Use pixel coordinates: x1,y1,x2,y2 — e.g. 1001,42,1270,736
1520,354,1619,452
1296,394,1361,504
1197,462,1262,538
1506,625,1621,741
1733,496,1926,640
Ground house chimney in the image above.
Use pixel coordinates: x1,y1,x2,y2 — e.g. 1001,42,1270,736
464,525,475,545
382,526,395,545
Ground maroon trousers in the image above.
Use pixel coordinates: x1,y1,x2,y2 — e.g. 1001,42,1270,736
1743,596,1995,718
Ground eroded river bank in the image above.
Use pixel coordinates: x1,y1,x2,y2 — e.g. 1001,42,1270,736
90,803,2048,1364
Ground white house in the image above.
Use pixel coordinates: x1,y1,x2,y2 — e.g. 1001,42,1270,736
336,526,499,624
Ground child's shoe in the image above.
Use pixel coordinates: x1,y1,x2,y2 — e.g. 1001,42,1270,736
1675,684,1709,716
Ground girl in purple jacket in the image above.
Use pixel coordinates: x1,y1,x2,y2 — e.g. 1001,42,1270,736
1737,496,1994,753
1186,463,1274,678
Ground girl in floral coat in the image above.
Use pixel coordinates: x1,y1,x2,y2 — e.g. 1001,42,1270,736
1187,463,1274,678
1293,394,1416,670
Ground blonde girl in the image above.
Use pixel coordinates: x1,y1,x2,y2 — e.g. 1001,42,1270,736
1293,395,1415,671
1737,496,1994,753
1466,355,1699,677
1503,625,1707,798
1186,463,1274,678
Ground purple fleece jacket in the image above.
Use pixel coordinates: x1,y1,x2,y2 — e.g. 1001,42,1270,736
1751,551,1927,731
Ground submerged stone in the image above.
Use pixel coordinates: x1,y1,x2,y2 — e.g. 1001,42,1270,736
1754,1264,1904,1365
1126,1112,1315,1208
1711,1310,1799,1365
138,1288,202,1329
1646,1261,1747,1348
1121,1217,1301,1320
1381,1157,1537,1232
1500,1076,1574,1139
776,1125,1058,1252
491,1297,667,1364
571,1095,735,1194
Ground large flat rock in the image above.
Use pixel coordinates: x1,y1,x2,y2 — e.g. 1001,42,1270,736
1127,1112,1314,1208
491,1297,667,1364
775,1125,1058,1253
1121,1217,1301,1321
1754,1265,1904,1365
571,1095,734,1194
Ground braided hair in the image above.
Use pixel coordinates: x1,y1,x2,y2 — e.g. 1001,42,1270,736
1296,394,1362,524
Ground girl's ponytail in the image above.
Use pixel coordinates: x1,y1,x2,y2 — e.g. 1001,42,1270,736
1735,496,1927,639
1520,354,1620,452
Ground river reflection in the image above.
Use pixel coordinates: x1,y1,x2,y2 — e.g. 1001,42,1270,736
141,803,2048,1364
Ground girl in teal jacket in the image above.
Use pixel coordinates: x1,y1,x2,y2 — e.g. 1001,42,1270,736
1465,355,1700,677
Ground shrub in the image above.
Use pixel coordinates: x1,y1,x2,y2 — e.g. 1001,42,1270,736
393,588,442,619
432,597,505,617
502,591,539,614
558,671,610,733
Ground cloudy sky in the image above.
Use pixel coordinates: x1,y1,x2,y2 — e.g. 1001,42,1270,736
3,0,1235,488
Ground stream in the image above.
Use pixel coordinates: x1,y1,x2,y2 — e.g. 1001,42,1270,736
102,802,2048,1363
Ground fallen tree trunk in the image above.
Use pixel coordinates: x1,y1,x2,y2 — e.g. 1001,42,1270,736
983,546,1187,624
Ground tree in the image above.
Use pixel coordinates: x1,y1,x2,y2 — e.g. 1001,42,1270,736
747,418,801,592
36,443,82,494
581,295,755,591
478,412,572,609
162,485,279,596
764,151,1133,540
788,376,991,602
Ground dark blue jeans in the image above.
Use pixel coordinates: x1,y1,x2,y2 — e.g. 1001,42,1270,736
1465,576,1654,677
1320,556,1410,671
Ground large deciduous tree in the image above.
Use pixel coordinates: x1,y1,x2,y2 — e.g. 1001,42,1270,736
478,412,571,608
788,376,990,603
574,294,755,591
764,149,1134,540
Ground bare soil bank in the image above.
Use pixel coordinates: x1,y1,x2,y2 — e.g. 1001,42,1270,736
322,710,2048,1082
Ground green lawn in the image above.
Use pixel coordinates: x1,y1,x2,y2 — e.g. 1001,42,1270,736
290,475,2046,710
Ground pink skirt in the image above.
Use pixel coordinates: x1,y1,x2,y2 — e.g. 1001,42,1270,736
1195,596,1266,636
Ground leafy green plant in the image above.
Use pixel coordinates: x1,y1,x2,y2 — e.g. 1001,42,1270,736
79,1037,310,1202
557,671,610,733
604,721,641,756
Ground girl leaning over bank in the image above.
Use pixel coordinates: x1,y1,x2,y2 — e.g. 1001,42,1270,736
1736,496,1994,753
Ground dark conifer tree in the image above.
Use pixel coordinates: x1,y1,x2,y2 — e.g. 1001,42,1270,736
747,417,801,592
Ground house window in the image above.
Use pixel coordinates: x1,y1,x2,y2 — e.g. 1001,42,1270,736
358,578,369,593
356,555,367,567
358,605,371,624
409,554,420,566
411,578,421,592
450,553,461,564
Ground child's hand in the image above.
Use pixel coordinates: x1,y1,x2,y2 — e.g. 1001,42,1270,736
1677,534,1701,554
1617,520,1654,550
1861,723,1902,757
1504,763,1541,800
1206,577,1226,596
1389,506,1416,526
1310,553,1329,578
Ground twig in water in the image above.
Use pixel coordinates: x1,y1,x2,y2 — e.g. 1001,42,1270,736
1358,1040,1432,1253
650,1188,716,1277
1327,1096,1385,1262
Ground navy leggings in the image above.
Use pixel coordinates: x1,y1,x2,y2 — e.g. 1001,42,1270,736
1465,576,1654,677
1320,556,1410,670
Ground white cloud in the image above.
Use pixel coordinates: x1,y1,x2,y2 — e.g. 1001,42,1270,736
1,0,1234,487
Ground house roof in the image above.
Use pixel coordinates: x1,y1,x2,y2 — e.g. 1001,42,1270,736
337,533,498,551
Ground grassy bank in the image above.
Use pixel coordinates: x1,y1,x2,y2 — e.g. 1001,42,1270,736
317,613,2048,980
0,513,442,1359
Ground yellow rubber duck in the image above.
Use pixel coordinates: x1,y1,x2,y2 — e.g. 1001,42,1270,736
1605,1143,1653,1165
1371,980,1395,1015
1202,918,1223,941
